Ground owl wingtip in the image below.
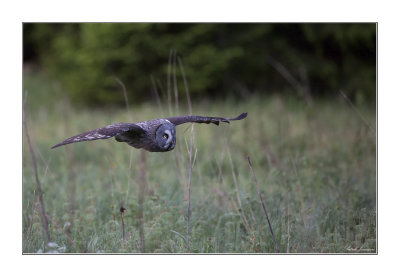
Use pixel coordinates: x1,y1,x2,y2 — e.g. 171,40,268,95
51,142,67,149
232,112,248,121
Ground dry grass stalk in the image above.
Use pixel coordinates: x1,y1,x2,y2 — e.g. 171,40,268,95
176,55,197,251
286,198,291,253
186,124,195,250
114,77,131,120
172,49,179,113
340,90,375,133
151,74,164,117
23,91,51,243
177,56,192,114
227,149,252,232
120,206,127,241
267,56,313,105
291,157,307,229
116,78,136,206
247,156,280,253
138,149,147,252
115,77,146,250
167,48,173,116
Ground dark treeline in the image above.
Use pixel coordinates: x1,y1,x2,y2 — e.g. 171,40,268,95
24,23,376,106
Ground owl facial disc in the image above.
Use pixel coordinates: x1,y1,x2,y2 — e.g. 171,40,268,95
155,122,176,151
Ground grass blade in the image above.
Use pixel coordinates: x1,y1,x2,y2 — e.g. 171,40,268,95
247,156,280,253
186,123,195,251
23,91,51,244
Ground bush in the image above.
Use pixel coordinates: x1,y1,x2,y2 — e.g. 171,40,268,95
24,23,376,106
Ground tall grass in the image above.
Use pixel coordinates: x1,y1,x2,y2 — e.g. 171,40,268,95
22,69,376,253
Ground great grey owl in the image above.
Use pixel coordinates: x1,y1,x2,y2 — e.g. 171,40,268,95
51,112,247,152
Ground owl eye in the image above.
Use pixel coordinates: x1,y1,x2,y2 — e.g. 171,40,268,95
163,133,169,139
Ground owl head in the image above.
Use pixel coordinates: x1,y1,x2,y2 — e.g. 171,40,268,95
155,122,176,151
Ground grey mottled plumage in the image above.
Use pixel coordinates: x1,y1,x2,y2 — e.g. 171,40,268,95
51,112,247,152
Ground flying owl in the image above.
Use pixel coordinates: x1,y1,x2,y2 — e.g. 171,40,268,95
51,112,247,152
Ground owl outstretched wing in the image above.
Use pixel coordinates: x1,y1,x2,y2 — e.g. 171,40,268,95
166,112,247,126
51,123,145,149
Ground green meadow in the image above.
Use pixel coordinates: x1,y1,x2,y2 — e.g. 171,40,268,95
23,70,376,253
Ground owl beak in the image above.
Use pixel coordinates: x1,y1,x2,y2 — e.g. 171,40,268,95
167,137,176,151
162,130,174,151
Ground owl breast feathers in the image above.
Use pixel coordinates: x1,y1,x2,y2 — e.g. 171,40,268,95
51,112,247,152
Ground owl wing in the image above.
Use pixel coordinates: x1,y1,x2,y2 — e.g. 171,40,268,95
51,123,146,149
166,112,247,126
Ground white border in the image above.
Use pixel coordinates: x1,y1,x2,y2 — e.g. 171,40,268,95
2,0,398,276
